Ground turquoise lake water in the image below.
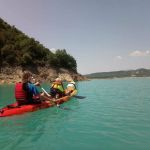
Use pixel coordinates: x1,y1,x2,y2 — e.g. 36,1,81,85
0,78,150,150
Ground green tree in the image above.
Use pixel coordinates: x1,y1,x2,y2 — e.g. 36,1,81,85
55,49,77,72
0,18,78,72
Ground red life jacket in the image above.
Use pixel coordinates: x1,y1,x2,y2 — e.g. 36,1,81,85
15,82,27,104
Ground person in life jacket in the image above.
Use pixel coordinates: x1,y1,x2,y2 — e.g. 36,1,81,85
15,71,54,106
50,78,65,98
65,81,77,96
15,71,41,106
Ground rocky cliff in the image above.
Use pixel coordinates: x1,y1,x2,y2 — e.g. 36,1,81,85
0,67,86,84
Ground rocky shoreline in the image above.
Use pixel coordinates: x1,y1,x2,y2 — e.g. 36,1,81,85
0,67,87,84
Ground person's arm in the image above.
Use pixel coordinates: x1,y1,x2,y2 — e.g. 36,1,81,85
30,77,41,86
34,82,40,86
28,83,40,95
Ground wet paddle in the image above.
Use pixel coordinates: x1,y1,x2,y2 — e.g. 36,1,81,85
72,95,86,99
41,87,51,97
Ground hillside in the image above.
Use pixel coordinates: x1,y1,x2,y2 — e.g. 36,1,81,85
0,18,85,83
85,68,150,79
0,18,77,71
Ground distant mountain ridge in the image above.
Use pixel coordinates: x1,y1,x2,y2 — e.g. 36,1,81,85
85,68,150,79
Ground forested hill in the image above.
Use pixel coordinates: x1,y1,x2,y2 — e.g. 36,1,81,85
85,68,150,79
0,18,77,72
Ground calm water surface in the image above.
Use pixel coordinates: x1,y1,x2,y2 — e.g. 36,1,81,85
0,78,150,150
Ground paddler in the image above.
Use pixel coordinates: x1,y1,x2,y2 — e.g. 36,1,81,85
65,81,77,96
15,71,54,106
50,78,65,98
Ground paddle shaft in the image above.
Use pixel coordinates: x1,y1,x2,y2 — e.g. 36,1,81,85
41,87,51,97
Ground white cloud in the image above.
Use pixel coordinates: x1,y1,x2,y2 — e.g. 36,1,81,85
50,48,57,52
129,50,150,57
116,56,123,60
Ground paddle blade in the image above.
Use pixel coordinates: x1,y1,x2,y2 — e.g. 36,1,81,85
73,95,86,99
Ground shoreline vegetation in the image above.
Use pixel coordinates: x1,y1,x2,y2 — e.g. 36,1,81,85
0,18,87,84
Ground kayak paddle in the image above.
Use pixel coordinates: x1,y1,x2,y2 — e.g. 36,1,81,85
41,87,71,110
72,95,86,99
41,87,51,97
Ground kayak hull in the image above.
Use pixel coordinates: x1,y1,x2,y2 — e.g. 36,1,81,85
0,96,71,117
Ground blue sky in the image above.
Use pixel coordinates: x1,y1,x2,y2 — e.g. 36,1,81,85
1,0,150,74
